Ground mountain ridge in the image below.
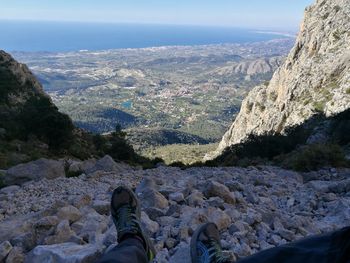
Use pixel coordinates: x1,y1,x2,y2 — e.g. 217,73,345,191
207,0,350,159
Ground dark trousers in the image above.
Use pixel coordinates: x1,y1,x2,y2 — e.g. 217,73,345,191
98,227,350,263
98,238,148,263
237,227,350,263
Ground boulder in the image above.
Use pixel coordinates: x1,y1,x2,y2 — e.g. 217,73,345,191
57,206,82,223
137,190,168,210
86,155,122,174
141,211,160,236
204,181,236,204
4,159,65,185
169,192,184,203
25,243,104,263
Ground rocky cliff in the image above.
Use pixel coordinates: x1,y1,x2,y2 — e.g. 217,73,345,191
207,0,350,159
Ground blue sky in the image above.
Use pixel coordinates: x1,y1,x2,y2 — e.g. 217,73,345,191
1,0,314,30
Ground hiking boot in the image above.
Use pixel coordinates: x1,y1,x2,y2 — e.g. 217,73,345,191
191,223,230,263
111,186,156,262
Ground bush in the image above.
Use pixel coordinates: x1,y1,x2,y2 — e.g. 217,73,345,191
282,144,348,172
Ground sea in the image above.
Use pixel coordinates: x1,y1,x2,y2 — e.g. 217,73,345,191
0,20,291,52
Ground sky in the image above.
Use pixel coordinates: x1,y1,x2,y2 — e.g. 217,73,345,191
0,0,314,31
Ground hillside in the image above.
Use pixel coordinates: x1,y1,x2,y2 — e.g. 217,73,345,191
208,0,350,159
0,156,349,262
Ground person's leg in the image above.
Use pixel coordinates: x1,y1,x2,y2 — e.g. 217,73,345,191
236,226,350,263
98,237,148,263
98,186,156,263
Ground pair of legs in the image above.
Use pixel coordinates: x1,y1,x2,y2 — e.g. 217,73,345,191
98,186,350,263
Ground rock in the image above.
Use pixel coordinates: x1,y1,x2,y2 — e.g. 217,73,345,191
169,242,191,263
68,159,96,174
44,220,76,245
207,197,225,209
0,185,20,195
25,243,104,263
169,192,184,203
144,207,166,221
206,0,350,160
57,206,82,223
92,200,110,215
4,159,65,185
141,211,160,236
165,238,177,249
10,232,36,252
86,155,122,174
5,246,25,263
186,191,204,207
34,216,60,243
244,209,262,226
73,208,108,243
233,242,252,259
0,241,13,262
138,190,169,209
205,208,231,231
73,195,92,209
277,228,295,241
204,181,235,204
229,221,248,234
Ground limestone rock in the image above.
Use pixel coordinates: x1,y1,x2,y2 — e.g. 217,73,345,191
86,155,122,174
57,206,82,223
4,159,65,185
25,243,104,263
204,181,236,204
207,0,350,159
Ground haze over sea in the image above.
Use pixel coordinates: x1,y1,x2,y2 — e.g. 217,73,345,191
0,20,292,52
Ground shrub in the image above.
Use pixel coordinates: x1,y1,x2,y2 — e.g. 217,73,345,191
282,144,348,172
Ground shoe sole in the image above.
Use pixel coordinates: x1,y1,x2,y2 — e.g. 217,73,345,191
190,222,217,263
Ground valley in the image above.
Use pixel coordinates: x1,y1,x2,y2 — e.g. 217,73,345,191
13,38,294,157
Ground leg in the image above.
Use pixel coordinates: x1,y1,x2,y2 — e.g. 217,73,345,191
98,238,148,263
236,227,350,263
98,186,156,263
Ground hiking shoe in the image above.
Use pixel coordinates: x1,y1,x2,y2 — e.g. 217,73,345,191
111,186,156,262
191,223,229,263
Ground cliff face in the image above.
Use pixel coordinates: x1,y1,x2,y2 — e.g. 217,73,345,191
208,0,350,159
0,50,74,151
0,50,49,107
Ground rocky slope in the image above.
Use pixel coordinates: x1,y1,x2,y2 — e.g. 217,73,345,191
208,0,350,159
0,156,349,262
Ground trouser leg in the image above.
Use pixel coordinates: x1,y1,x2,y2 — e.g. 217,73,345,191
97,237,148,263
236,227,350,263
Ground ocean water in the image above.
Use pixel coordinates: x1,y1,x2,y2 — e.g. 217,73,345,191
0,20,287,52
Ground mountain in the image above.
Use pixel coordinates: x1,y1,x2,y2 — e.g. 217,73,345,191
0,50,74,151
207,0,350,159
0,50,153,170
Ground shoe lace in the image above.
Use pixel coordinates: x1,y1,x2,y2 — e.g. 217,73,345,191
116,204,140,233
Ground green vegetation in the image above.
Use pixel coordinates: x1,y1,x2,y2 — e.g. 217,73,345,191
346,88,350,94
142,143,218,165
282,144,347,172
171,109,350,172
